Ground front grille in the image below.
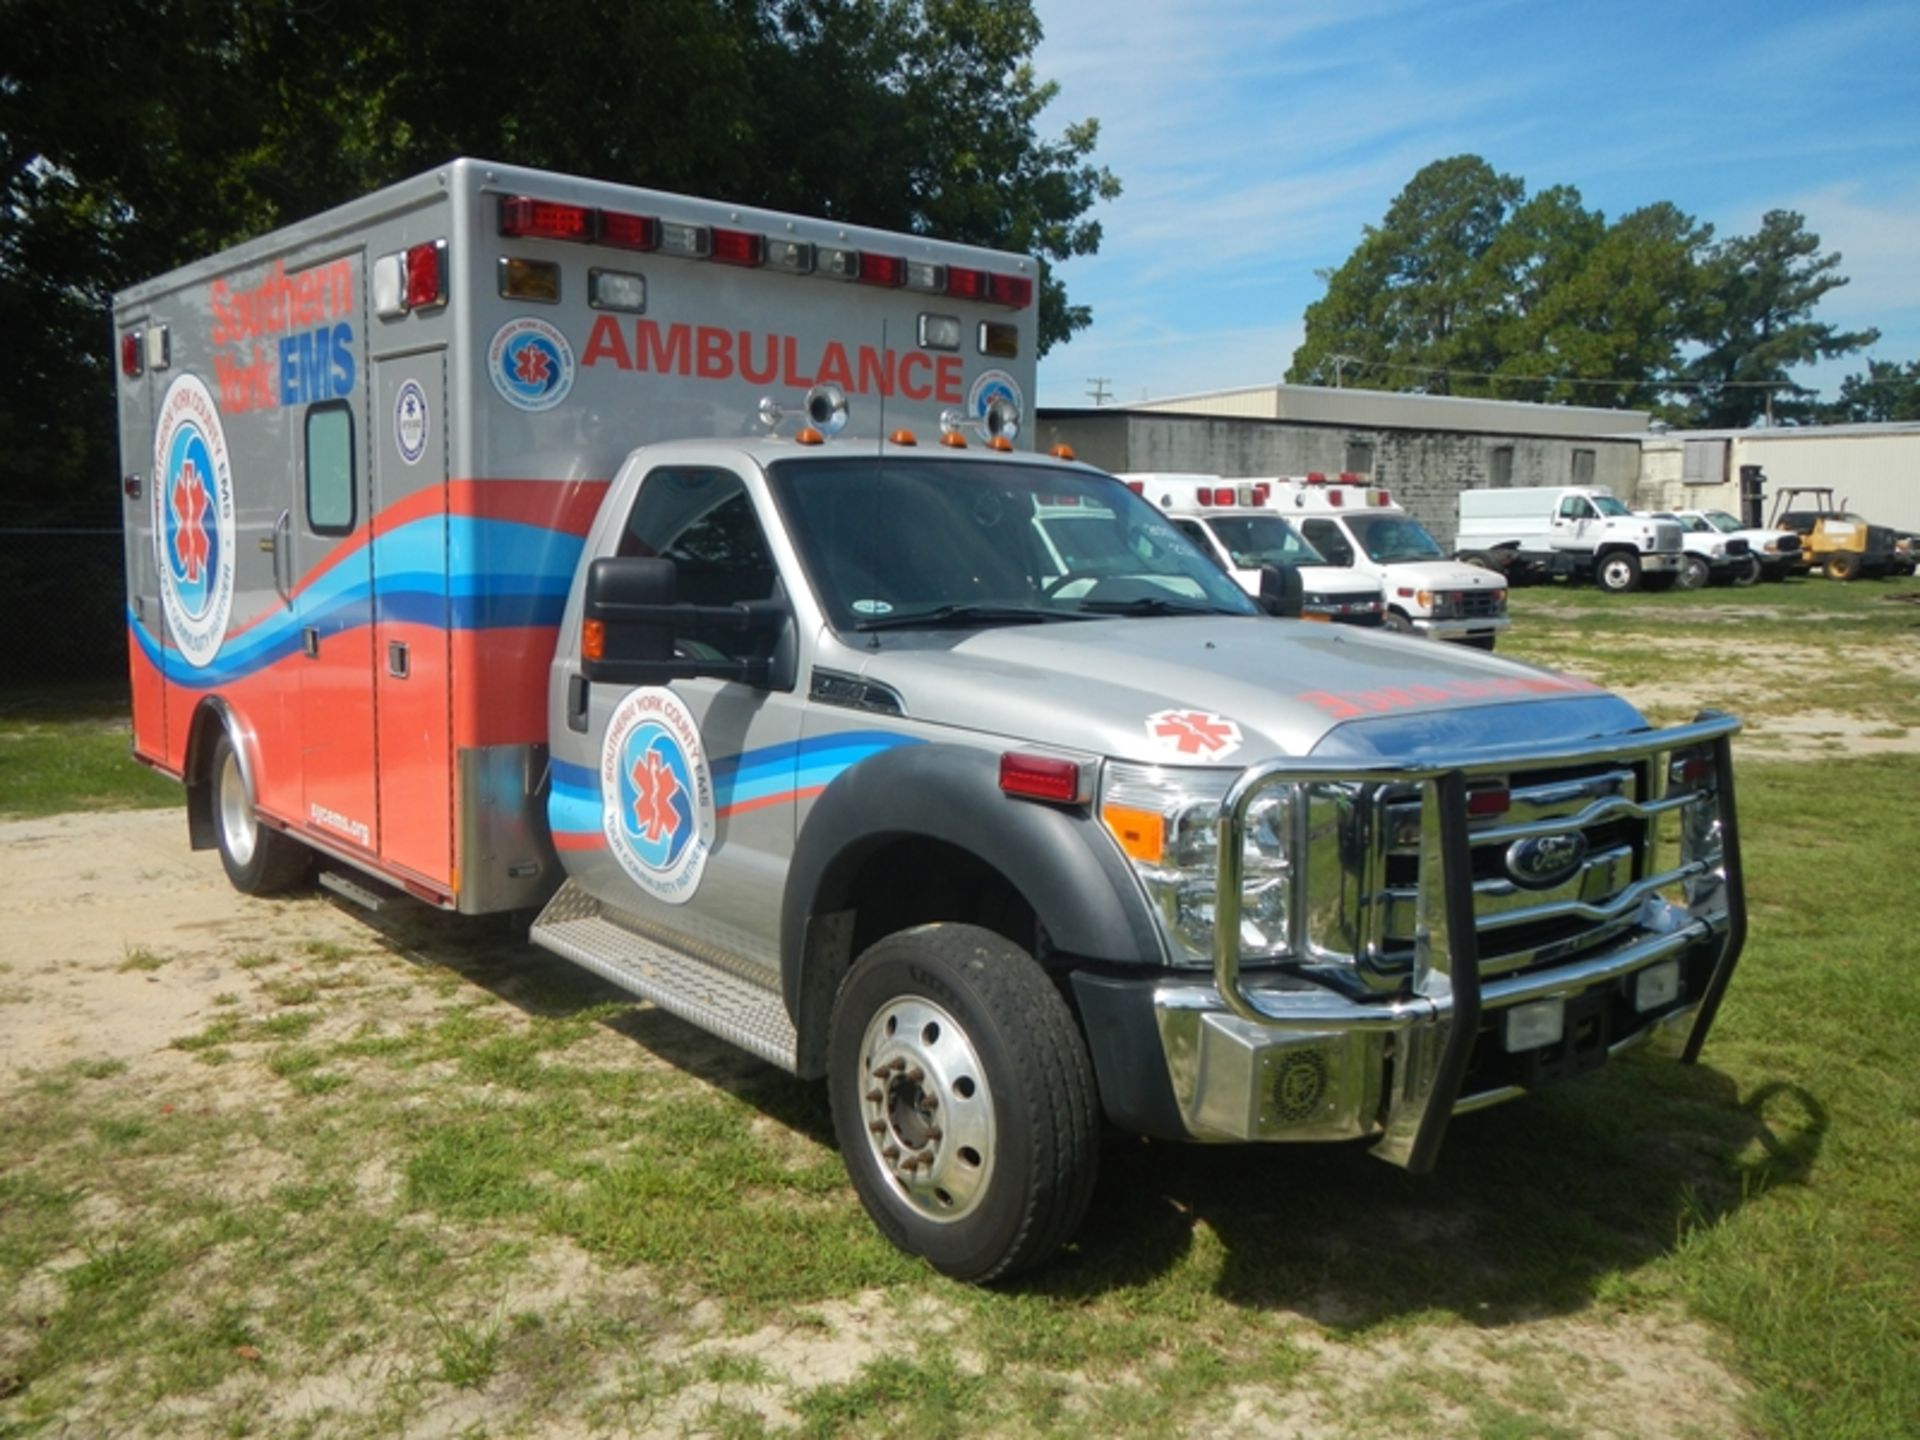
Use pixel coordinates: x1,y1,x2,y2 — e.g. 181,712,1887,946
1653,522,1683,553
1777,534,1802,554
1455,590,1504,619
1293,751,1717,993
1725,538,1750,557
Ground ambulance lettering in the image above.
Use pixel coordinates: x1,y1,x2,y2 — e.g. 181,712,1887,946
209,258,357,413
601,689,716,904
582,317,965,403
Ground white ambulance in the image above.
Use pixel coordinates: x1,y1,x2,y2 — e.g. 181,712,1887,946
114,159,1751,1283
1254,473,1509,649
1117,473,1386,626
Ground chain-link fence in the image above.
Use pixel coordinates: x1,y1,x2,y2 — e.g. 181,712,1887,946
0,529,129,687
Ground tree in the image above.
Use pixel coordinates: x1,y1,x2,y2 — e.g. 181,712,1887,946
1679,210,1878,427
0,0,1118,523
1822,359,1920,423
1288,155,1525,394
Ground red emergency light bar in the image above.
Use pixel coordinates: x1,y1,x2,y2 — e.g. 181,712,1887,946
1197,487,1236,507
500,196,594,241
405,241,447,309
598,209,658,251
990,273,1034,309
710,226,765,268
119,332,143,379
1304,472,1327,485
1339,472,1365,484
858,252,907,288
1249,483,1271,505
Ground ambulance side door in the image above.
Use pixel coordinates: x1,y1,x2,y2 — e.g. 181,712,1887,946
561,464,801,972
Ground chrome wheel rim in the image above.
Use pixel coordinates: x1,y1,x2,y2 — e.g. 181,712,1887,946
217,747,257,867
1602,558,1633,589
855,996,997,1224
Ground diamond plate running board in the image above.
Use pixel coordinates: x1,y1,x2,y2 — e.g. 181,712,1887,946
530,880,798,1072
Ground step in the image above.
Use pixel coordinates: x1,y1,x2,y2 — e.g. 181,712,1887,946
318,868,396,913
530,880,798,1072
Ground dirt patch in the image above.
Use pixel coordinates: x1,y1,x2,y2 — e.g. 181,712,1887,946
0,810,1755,1437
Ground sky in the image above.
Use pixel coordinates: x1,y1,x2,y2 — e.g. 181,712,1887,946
1028,0,1920,411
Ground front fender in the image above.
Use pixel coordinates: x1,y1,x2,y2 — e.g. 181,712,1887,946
780,742,1161,1063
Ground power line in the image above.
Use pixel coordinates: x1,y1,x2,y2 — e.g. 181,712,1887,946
1316,355,1804,392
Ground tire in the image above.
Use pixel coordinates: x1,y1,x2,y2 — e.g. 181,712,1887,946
828,924,1100,1283
1676,554,1710,591
211,733,310,895
1595,550,1641,593
1384,611,1416,635
1826,551,1861,582
1732,555,1762,587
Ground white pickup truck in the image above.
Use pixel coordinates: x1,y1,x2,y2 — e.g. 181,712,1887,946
1457,486,1684,593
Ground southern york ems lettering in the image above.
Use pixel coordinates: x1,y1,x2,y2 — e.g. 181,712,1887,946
210,258,357,413
582,317,966,403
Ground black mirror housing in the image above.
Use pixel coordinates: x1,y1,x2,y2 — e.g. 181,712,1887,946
1257,563,1303,619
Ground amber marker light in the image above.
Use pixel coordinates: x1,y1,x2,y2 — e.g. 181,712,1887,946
796,426,825,445
987,435,1014,453
1101,803,1165,864
581,619,606,661
889,429,918,446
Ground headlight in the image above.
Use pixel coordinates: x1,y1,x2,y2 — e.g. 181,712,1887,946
1709,543,1726,557
1100,763,1294,965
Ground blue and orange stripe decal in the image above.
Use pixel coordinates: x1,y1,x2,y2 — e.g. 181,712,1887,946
548,730,922,850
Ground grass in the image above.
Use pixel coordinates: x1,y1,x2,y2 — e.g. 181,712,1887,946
0,682,181,818
1,585,1917,1435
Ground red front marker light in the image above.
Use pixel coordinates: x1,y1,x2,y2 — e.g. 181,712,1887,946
500,196,593,241
598,209,658,251
120,332,143,379
1467,786,1511,818
405,241,447,310
1000,752,1084,804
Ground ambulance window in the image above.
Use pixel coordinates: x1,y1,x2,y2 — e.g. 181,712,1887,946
1171,519,1223,566
1301,519,1354,565
305,403,355,535
620,468,778,663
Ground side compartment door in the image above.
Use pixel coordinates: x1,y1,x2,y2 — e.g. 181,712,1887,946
120,345,169,764
559,465,802,969
293,396,379,856
371,353,452,886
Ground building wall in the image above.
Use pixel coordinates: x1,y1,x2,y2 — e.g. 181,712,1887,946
1037,411,1643,548
1636,429,1920,530
1130,383,1650,437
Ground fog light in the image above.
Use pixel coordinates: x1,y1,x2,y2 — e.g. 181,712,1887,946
1502,998,1565,1052
1634,960,1681,1013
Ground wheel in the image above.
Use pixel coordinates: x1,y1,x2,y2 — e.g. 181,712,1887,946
1641,571,1678,593
1676,554,1710,591
828,924,1100,1283
1826,551,1861,581
211,733,309,895
1732,555,1762,587
1384,610,1416,635
1595,551,1642,593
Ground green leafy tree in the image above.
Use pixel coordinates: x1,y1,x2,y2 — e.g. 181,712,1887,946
1287,155,1524,393
1680,210,1878,427
1822,358,1920,423
0,0,1118,523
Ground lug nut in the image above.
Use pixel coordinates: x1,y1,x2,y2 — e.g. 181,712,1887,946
925,1126,942,1142
882,1144,900,1162
868,1120,886,1136
865,1088,883,1104
905,1066,925,1084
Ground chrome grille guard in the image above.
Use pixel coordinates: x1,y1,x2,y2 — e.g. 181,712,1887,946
1211,712,1747,1173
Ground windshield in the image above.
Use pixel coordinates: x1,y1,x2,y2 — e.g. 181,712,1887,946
1701,511,1742,534
1199,514,1326,568
1345,513,1445,562
1589,494,1631,517
767,458,1257,630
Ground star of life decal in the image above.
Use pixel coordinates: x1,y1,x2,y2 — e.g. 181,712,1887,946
151,373,236,669
600,688,715,904
1144,708,1243,760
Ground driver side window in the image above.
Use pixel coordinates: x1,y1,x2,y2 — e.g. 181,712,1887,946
1558,496,1592,521
1301,519,1353,565
619,468,779,662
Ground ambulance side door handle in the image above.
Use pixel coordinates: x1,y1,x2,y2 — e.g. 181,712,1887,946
303,627,320,658
266,509,292,604
566,674,590,733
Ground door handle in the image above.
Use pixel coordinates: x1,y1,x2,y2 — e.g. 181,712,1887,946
303,626,320,658
387,640,410,679
566,673,590,733
267,508,292,604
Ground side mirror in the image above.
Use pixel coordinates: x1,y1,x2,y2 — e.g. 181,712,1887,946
1257,563,1303,619
581,555,783,686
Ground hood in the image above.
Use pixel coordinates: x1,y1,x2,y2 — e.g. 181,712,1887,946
1231,564,1379,598
853,617,1645,765
1374,560,1506,591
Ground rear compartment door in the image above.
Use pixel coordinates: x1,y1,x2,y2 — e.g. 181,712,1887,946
371,352,452,886
119,345,170,763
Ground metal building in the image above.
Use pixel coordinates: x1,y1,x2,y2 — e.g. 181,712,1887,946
1038,384,1649,548
1638,422,1920,532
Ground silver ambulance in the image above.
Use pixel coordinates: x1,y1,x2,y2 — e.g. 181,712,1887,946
116,160,1748,1283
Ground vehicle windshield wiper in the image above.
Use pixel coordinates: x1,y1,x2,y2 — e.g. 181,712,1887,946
1075,596,1240,617
853,603,1088,632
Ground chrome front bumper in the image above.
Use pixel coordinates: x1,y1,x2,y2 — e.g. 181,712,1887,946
1156,715,1746,1171
1414,615,1511,641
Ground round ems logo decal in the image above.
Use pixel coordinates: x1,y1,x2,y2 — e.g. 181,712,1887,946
151,374,236,668
394,379,430,464
600,688,715,904
968,368,1023,427
488,317,575,411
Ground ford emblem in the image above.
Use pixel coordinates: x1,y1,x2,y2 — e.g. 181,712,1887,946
1505,832,1588,890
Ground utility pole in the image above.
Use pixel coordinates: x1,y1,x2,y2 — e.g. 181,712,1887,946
1328,353,1360,389
1086,377,1112,405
